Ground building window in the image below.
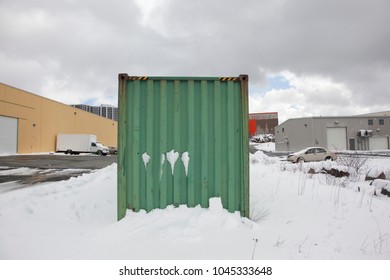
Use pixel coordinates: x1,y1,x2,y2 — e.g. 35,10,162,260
368,119,373,125
282,127,285,133
379,119,384,125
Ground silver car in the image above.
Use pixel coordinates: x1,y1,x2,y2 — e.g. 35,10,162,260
287,147,337,163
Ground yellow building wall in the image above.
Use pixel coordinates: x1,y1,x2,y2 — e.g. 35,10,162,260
0,83,117,154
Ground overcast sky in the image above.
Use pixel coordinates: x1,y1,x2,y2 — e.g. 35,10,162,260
1,0,389,123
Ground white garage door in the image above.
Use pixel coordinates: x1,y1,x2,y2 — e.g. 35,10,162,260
327,127,347,151
0,116,17,154
369,137,388,150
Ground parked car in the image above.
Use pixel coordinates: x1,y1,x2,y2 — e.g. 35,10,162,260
287,147,337,163
108,146,118,155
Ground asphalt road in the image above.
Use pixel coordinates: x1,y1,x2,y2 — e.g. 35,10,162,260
0,154,117,189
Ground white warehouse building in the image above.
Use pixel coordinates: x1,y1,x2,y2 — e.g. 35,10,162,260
275,111,390,152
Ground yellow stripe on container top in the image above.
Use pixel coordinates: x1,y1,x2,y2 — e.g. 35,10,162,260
219,77,238,82
129,76,148,81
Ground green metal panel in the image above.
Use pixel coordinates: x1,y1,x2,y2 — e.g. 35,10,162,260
118,74,249,220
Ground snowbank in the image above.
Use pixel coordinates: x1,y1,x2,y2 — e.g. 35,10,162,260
1,152,390,259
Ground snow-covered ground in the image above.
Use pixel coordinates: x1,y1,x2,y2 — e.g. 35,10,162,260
1,146,390,260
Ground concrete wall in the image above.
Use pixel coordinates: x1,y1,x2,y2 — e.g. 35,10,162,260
275,118,315,151
0,83,117,154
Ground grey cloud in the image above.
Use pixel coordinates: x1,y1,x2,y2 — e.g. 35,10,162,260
148,0,390,107
0,0,389,116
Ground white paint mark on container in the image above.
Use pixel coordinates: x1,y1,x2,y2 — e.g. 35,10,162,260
142,152,151,170
181,151,190,176
166,149,179,175
160,154,165,179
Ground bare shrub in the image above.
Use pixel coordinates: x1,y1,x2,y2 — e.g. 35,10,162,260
297,174,307,195
251,157,259,164
250,199,271,223
274,235,286,248
337,155,369,178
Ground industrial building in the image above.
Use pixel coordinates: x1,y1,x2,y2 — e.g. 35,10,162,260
275,111,390,152
72,104,118,121
0,83,117,154
248,112,278,136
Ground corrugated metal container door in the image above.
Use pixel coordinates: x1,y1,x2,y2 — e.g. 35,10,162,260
118,74,249,220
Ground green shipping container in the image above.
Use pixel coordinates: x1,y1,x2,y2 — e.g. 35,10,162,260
117,74,249,220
